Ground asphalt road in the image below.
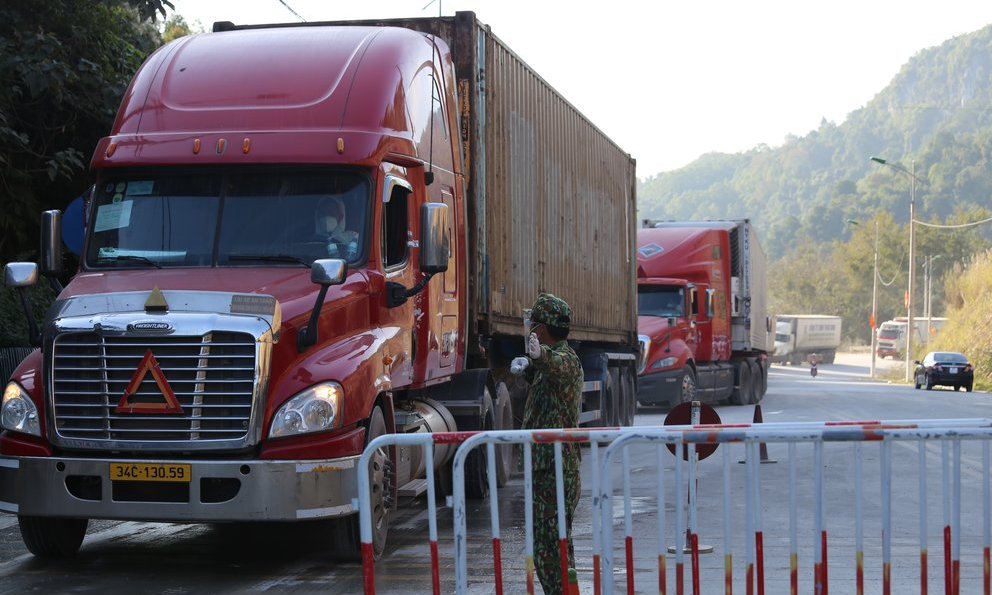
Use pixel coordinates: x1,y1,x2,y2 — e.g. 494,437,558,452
0,352,987,594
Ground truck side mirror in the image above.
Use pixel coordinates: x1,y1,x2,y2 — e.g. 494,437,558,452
40,210,64,293
419,202,449,274
311,259,347,286
4,263,39,288
4,263,42,347
297,259,348,352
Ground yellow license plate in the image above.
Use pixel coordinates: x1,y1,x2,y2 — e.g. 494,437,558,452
109,462,191,483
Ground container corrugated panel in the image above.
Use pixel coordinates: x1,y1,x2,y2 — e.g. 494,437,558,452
307,12,637,346
745,222,770,352
472,21,637,345
727,220,769,353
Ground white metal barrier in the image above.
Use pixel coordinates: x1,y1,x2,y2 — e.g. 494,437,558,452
597,419,992,595
357,418,992,595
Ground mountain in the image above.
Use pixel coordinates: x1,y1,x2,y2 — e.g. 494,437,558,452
637,24,992,259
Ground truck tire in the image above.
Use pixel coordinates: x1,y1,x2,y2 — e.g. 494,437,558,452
464,390,495,499
731,361,751,406
679,367,697,405
332,405,391,561
748,360,763,404
494,382,517,487
601,369,619,427
18,516,88,558
822,350,836,364
757,359,768,401
620,367,636,426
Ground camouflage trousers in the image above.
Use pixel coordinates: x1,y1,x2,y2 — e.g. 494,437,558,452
533,469,580,595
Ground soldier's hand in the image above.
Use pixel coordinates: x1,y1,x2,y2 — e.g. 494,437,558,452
510,356,530,375
526,332,542,359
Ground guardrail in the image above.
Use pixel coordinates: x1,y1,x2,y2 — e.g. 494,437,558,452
357,417,992,595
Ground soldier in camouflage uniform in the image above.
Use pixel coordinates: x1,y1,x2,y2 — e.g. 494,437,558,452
510,292,583,595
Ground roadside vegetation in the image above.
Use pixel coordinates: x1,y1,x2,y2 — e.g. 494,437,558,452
923,250,992,391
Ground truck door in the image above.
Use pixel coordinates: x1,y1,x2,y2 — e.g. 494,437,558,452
378,168,418,388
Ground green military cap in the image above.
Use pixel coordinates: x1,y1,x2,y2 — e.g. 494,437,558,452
530,292,571,330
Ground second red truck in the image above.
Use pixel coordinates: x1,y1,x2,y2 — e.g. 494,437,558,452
636,220,770,408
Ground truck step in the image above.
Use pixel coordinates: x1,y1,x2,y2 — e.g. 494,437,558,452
397,479,428,498
578,410,602,425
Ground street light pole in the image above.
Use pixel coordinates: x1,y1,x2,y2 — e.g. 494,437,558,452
870,156,921,383
870,220,879,378
924,254,943,342
907,160,916,383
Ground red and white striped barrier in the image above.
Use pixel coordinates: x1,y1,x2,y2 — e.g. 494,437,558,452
597,419,992,595
356,417,992,594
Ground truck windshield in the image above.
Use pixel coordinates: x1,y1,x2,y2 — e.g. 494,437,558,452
637,286,684,318
85,169,370,269
878,328,901,339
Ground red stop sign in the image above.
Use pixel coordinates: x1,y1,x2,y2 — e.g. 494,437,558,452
664,402,721,461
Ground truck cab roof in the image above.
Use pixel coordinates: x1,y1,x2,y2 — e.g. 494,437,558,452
92,25,448,169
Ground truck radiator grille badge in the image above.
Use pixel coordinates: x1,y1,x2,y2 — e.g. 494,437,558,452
52,331,255,444
115,349,184,414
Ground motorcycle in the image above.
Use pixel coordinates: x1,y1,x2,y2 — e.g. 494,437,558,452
808,353,820,378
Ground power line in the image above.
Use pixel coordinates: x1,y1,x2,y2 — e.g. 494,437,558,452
276,0,306,22
913,216,992,229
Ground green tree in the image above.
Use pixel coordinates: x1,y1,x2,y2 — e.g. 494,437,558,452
0,0,171,345
162,13,202,43
0,0,170,265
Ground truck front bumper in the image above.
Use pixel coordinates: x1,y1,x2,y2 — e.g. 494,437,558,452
0,455,359,522
636,369,682,408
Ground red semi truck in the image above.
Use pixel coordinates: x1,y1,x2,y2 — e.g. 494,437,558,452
0,12,638,558
635,220,770,408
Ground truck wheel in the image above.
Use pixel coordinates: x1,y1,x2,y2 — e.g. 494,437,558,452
332,405,391,561
679,367,697,405
18,516,88,558
494,382,517,487
731,362,751,406
748,360,763,404
601,369,619,427
465,390,494,499
823,350,836,364
623,367,637,426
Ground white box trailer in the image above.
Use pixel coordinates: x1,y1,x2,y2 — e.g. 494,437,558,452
773,314,843,364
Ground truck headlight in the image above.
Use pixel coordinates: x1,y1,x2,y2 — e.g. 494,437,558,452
2,382,41,437
637,335,651,374
270,382,342,438
651,357,678,371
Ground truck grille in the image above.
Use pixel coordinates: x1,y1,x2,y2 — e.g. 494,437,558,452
52,332,256,443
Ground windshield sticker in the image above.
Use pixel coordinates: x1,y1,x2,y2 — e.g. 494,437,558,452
638,243,664,258
94,201,133,232
126,181,154,196
230,294,277,316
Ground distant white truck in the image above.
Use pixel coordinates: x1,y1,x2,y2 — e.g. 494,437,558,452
876,317,947,359
773,315,843,364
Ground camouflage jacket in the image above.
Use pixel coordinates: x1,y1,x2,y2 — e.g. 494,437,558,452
522,340,583,472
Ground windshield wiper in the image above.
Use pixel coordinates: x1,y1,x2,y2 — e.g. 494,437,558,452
97,255,163,269
228,254,312,268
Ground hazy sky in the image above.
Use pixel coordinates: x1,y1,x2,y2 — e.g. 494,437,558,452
166,0,992,179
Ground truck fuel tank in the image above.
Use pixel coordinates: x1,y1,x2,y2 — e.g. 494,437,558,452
393,398,458,481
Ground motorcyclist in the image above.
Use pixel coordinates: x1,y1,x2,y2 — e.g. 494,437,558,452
808,353,819,377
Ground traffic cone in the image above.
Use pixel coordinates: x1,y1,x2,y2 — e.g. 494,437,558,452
739,404,777,464
567,568,580,595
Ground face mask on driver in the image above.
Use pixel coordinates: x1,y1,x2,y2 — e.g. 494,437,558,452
318,216,339,235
